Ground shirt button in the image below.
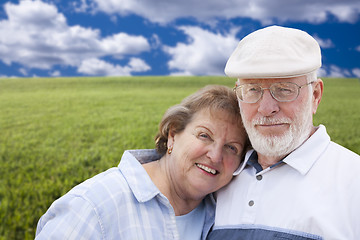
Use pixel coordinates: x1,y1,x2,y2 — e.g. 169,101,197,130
248,200,254,206
256,175,263,181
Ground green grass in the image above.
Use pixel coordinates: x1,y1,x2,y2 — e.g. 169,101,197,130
0,76,359,239
314,78,360,152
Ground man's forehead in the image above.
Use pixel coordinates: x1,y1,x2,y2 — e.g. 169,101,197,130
238,75,307,84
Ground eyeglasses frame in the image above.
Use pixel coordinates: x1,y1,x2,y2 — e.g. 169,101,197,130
233,81,316,103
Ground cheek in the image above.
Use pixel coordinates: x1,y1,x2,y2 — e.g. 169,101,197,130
223,157,241,173
189,139,209,154
286,97,311,119
219,159,238,186
177,140,207,163
240,104,256,121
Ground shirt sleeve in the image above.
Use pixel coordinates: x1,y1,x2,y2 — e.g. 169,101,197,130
35,194,104,240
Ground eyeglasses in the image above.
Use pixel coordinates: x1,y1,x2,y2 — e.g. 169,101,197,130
234,81,315,103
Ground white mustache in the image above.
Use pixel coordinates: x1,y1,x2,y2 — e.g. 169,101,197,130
252,117,292,125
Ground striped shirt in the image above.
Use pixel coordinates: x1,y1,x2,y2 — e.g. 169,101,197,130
35,149,215,240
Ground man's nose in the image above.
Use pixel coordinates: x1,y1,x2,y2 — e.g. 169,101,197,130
257,89,280,117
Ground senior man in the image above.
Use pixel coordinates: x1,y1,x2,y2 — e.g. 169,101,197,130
208,26,360,240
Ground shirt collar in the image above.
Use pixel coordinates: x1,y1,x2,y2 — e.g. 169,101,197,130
283,125,330,175
233,150,253,175
119,149,163,202
246,151,263,173
233,125,330,176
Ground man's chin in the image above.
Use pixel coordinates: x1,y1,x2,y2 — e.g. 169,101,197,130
249,132,294,157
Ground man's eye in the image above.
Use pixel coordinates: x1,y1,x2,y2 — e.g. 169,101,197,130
279,87,292,92
248,87,260,92
276,87,294,95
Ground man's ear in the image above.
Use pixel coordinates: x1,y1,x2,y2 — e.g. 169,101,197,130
312,78,324,114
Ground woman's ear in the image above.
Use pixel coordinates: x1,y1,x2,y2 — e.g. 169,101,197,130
167,127,175,148
312,78,324,114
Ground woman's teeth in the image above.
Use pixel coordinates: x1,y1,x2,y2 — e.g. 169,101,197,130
196,163,217,175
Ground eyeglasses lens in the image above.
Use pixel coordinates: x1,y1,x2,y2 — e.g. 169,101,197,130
236,83,299,103
271,83,298,102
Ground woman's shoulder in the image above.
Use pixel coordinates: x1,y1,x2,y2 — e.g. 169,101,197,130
67,167,130,203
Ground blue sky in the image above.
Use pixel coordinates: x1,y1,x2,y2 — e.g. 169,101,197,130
0,0,359,78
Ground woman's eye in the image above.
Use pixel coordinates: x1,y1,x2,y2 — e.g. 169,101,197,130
226,144,238,154
199,133,209,139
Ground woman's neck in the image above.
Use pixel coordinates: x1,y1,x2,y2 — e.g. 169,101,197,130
143,158,202,216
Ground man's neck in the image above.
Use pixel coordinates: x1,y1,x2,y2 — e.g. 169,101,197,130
257,154,285,170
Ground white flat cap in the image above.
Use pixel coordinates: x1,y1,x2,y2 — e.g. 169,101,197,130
225,25,322,79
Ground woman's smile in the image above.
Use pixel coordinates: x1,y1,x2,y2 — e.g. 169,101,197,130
195,163,218,175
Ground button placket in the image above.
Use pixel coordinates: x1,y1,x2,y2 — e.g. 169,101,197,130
242,168,265,223
248,174,264,209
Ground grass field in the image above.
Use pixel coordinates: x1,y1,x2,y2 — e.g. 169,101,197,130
0,76,359,239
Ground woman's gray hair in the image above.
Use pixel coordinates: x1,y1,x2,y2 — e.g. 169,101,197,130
154,85,245,155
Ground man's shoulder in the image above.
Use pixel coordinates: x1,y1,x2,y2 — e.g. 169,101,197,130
327,140,360,162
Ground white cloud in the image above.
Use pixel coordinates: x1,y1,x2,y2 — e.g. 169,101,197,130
317,68,327,78
18,68,28,76
0,74,17,78
320,65,353,78
352,68,360,78
86,0,360,24
356,46,360,52
0,0,150,75
163,26,240,75
73,0,92,13
127,57,151,72
150,34,161,49
77,57,150,76
50,70,61,77
313,35,334,48
101,33,150,57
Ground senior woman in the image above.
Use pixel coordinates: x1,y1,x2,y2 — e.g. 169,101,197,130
35,85,249,240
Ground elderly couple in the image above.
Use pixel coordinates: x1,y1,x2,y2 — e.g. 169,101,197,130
35,26,360,240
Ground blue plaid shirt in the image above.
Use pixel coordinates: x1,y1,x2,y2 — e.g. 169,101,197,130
35,149,215,240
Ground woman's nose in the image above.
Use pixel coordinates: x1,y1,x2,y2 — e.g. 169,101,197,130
206,145,223,163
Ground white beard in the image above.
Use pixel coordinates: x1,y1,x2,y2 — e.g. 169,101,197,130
241,97,313,158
